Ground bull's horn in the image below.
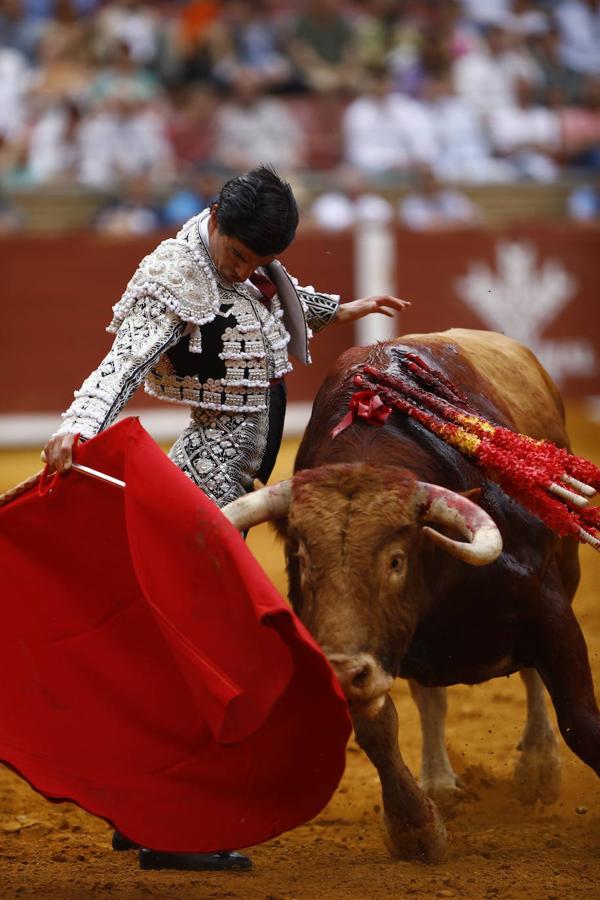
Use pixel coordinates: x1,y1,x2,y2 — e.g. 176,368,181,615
417,482,502,566
221,480,292,531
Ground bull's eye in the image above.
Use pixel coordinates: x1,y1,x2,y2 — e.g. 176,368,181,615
390,557,401,569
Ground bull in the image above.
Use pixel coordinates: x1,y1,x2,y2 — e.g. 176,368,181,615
221,329,600,862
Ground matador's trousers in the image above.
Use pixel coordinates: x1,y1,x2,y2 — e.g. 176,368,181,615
168,383,287,509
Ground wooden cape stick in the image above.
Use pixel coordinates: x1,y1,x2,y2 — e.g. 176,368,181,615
0,464,125,509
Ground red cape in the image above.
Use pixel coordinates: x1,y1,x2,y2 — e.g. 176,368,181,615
0,418,351,851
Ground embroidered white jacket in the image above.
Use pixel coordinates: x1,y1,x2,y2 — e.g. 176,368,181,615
56,212,339,440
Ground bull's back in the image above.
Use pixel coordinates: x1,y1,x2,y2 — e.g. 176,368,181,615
398,329,567,445
323,329,568,448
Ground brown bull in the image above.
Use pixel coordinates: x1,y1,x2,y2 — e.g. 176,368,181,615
221,329,599,862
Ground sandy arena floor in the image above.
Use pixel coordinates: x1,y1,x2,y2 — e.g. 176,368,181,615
0,410,599,900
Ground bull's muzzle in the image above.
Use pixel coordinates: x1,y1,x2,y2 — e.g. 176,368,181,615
327,652,394,718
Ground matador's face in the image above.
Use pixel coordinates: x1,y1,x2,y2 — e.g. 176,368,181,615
208,206,275,285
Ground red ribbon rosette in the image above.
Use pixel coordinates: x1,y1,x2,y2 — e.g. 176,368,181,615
331,389,392,438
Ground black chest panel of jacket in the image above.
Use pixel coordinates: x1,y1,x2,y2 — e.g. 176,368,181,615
165,308,238,383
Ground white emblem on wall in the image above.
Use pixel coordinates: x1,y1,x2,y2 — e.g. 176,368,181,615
455,241,596,386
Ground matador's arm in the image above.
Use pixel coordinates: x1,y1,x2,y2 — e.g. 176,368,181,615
54,297,185,440
290,277,340,334
54,237,222,440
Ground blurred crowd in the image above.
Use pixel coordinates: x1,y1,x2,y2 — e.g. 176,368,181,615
1,0,600,233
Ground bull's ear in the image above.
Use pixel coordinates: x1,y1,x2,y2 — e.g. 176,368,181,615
460,488,481,501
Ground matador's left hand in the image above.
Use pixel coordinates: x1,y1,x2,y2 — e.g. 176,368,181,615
334,295,411,325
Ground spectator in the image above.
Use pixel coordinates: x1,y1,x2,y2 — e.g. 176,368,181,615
397,25,453,97
88,39,160,106
0,126,28,186
528,22,584,107
95,172,161,234
432,0,482,60
161,166,220,227
26,96,86,182
90,98,173,188
23,0,100,16
308,167,394,230
0,0,43,60
488,78,560,181
459,0,511,27
561,75,600,169
175,0,223,84
342,64,436,178
567,176,600,220
499,10,546,90
554,0,600,77
0,46,31,139
503,0,550,39
291,87,346,170
419,72,513,183
214,67,304,172
167,81,218,172
94,0,162,66
204,0,293,91
69,74,173,189
287,0,357,93
352,0,405,70
28,5,95,107
453,23,525,116
399,164,483,230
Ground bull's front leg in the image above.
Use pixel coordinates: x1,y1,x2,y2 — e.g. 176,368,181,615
353,694,447,863
409,681,462,803
514,668,561,805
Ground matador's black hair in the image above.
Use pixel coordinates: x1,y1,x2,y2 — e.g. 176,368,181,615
215,166,299,256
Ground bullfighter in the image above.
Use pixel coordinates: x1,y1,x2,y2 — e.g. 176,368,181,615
43,165,409,871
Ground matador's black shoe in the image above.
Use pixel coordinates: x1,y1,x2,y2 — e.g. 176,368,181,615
112,830,139,851
138,848,252,871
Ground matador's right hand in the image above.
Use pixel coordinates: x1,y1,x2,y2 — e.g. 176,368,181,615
42,432,77,474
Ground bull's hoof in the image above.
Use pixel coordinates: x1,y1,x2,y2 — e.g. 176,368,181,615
383,800,447,864
421,774,465,808
514,738,561,806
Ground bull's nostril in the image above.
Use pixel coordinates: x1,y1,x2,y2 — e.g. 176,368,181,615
351,666,370,688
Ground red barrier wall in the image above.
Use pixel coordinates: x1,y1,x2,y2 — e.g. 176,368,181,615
1,224,599,415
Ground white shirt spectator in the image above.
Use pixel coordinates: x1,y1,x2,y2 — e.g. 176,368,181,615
215,96,304,172
96,203,160,235
310,191,394,231
399,187,482,230
76,107,173,189
343,93,436,174
488,103,560,154
459,0,511,26
77,112,119,188
422,92,513,183
554,0,600,76
27,107,81,182
0,48,31,140
97,2,161,65
488,101,560,182
453,47,516,115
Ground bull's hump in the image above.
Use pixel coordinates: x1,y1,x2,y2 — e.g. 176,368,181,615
382,329,567,444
